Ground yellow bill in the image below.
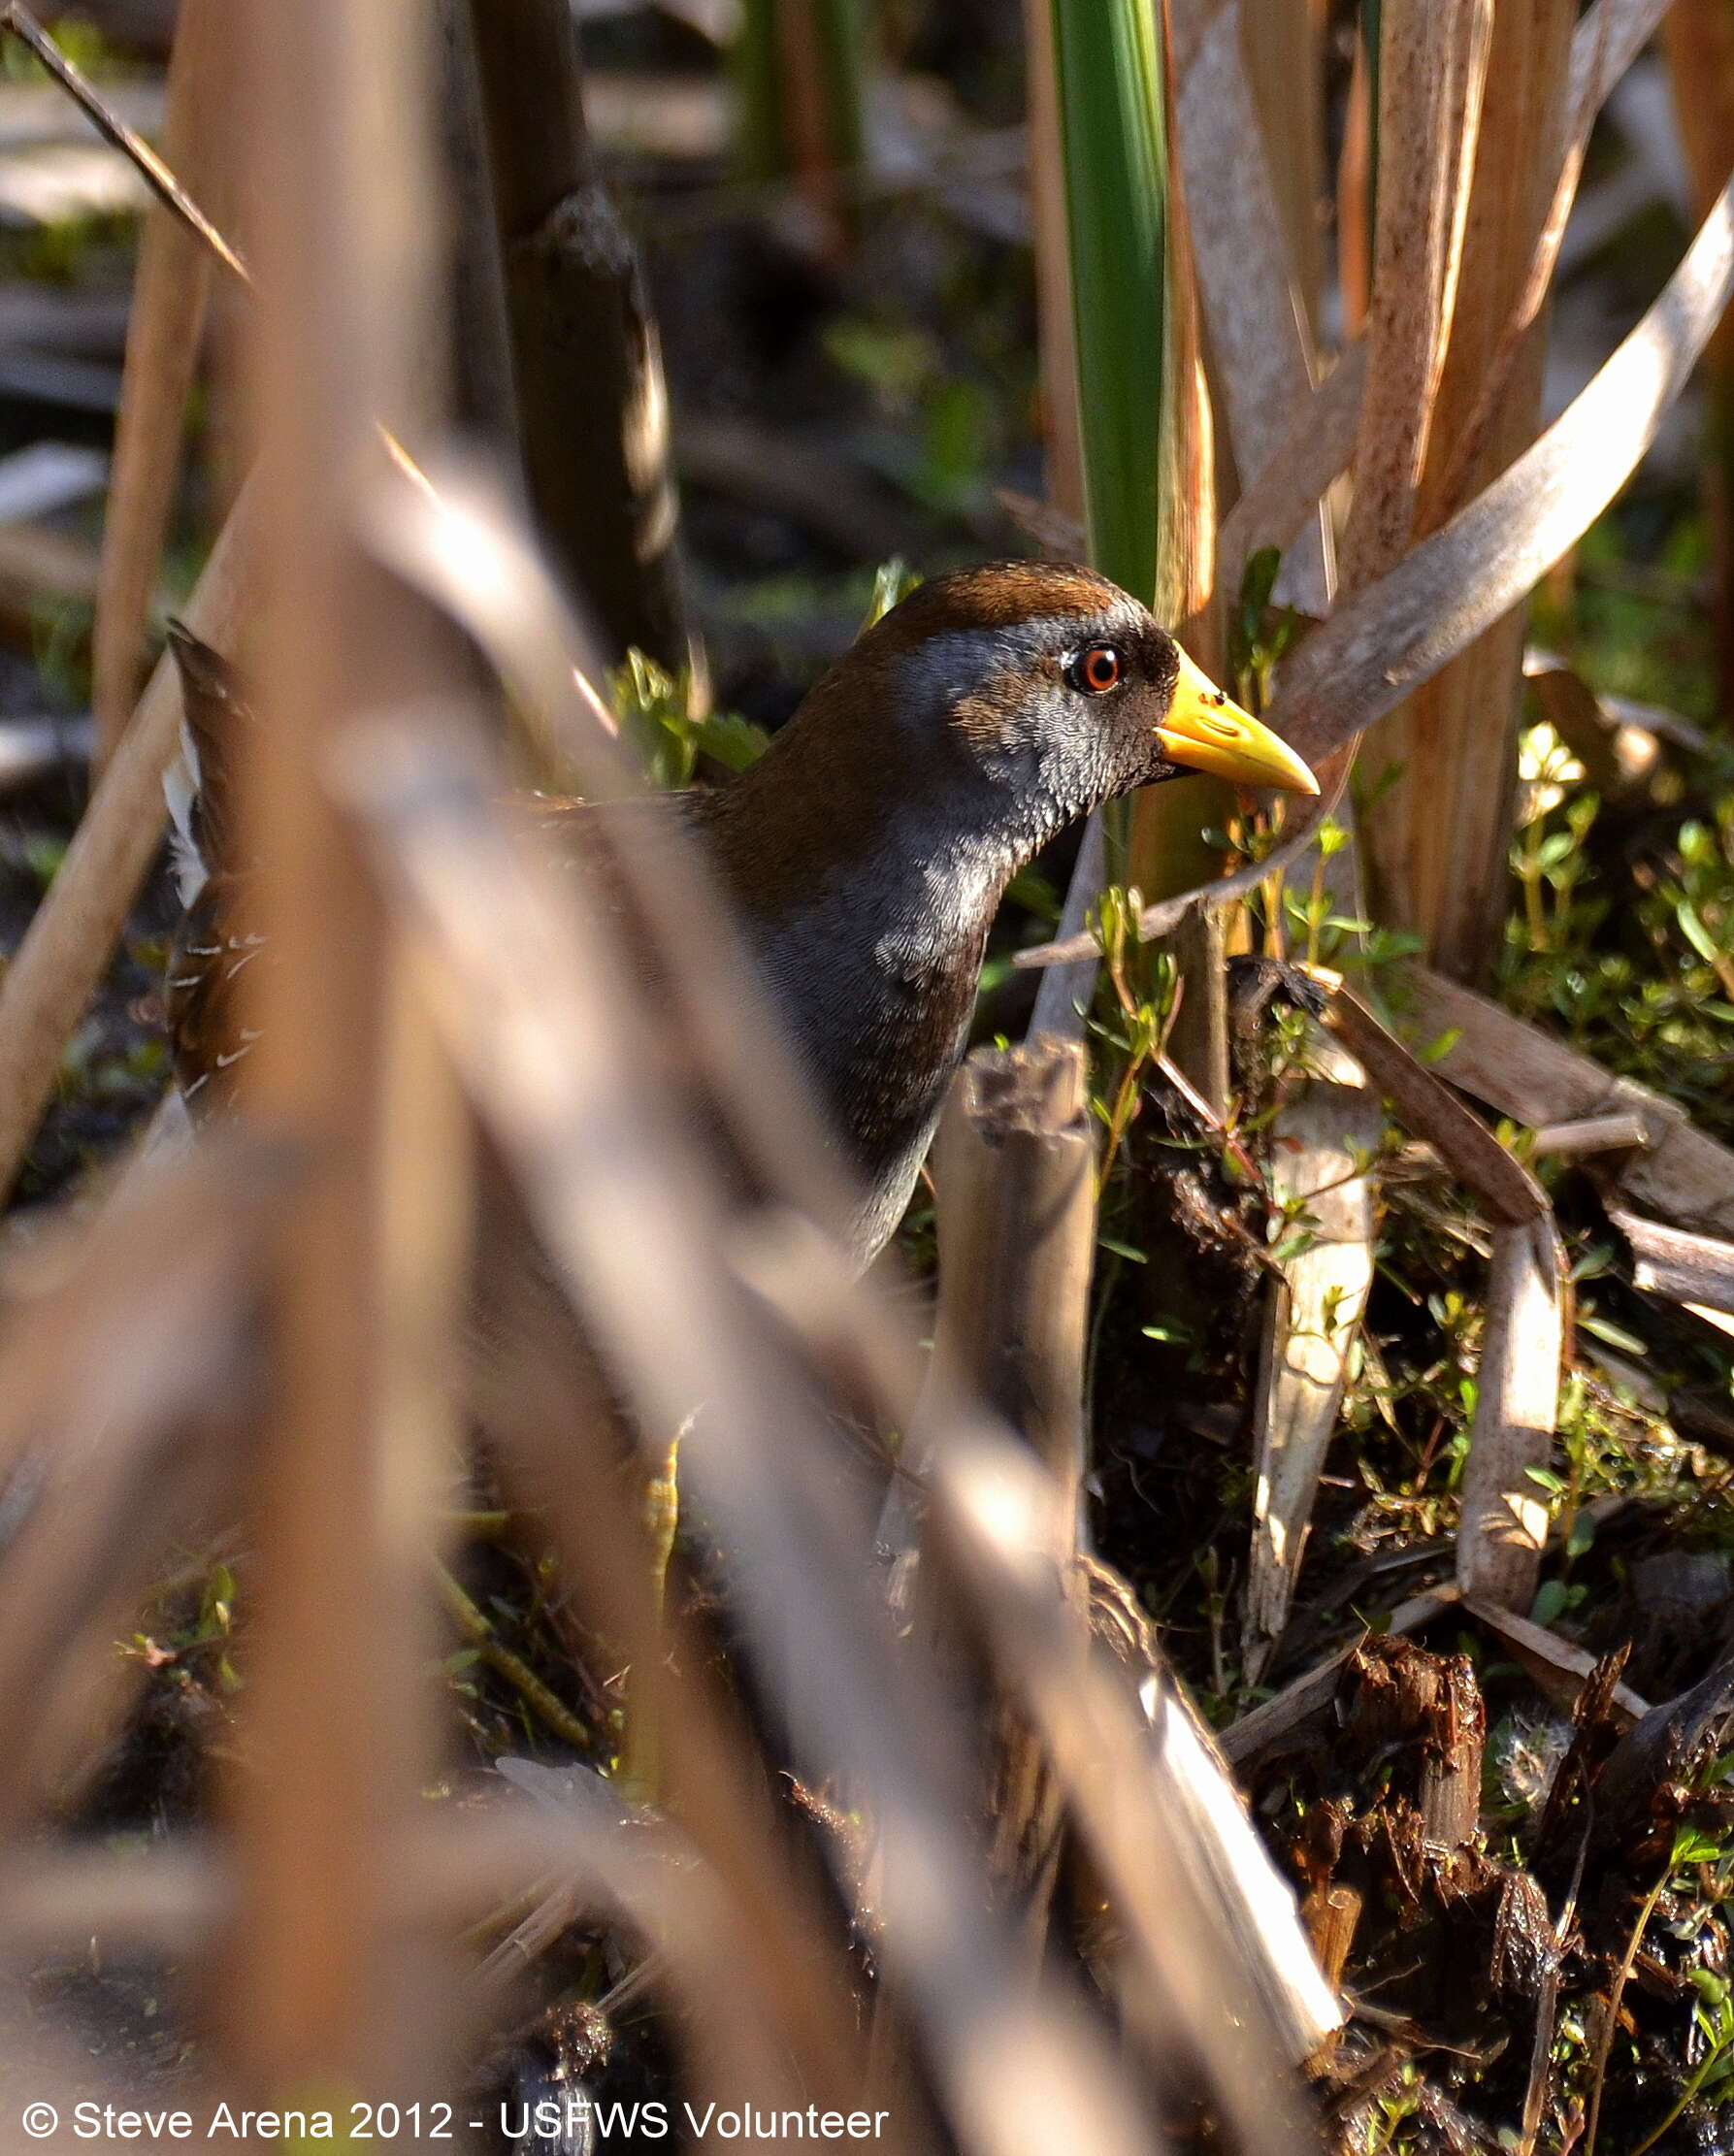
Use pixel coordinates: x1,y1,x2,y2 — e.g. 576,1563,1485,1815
1158,644,1320,795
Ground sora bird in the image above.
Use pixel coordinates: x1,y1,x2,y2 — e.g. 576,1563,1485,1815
164,560,1316,1260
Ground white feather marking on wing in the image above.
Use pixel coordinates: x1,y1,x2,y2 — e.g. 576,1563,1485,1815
163,719,207,906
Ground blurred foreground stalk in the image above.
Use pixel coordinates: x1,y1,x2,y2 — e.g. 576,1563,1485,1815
224,0,466,2104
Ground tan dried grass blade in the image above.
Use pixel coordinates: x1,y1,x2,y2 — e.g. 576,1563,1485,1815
1465,1596,1650,1724
1570,0,1681,112
1269,173,1734,768
1215,341,1364,604
1022,0,1085,529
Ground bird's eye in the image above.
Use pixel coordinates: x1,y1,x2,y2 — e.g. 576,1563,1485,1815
1066,642,1124,696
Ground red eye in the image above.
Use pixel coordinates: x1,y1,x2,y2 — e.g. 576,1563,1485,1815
1067,642,1123,695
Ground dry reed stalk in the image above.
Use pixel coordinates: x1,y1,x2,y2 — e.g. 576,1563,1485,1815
1665,0,1734,711
468,0,696,683
1335,27,1371,338
439,0,520,454
1129,177,1234,1104
1260,173,1734,769
1314,979,1551,1223
1466,1597,1650,1724
91,0,234,768
1214,341,1365,597
339,724,1171,2156
1194,0,1675,599
1026,812,1103,1041
220,0,461,2103
0,484,252,1205
1531,1112,1652,1158
0,3,248,284
1608,1206,1734,1319
1128,155,1228,915
1338,0,1490,591
1573,0,1692,113
1361,0,1578,980
1240,0,1325,343
1020,0,1099,1050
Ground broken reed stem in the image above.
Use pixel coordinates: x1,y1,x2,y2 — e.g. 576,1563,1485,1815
93,0,235,768
1306,969,1561,1614
926,1039,1096,1933
0,486,253,1204
932,1041,1096,1554
1458,1216,1562,1611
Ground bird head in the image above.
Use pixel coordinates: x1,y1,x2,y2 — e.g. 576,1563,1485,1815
850,560,1318,822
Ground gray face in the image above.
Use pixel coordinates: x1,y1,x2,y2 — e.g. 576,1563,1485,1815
887,593,1186,837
